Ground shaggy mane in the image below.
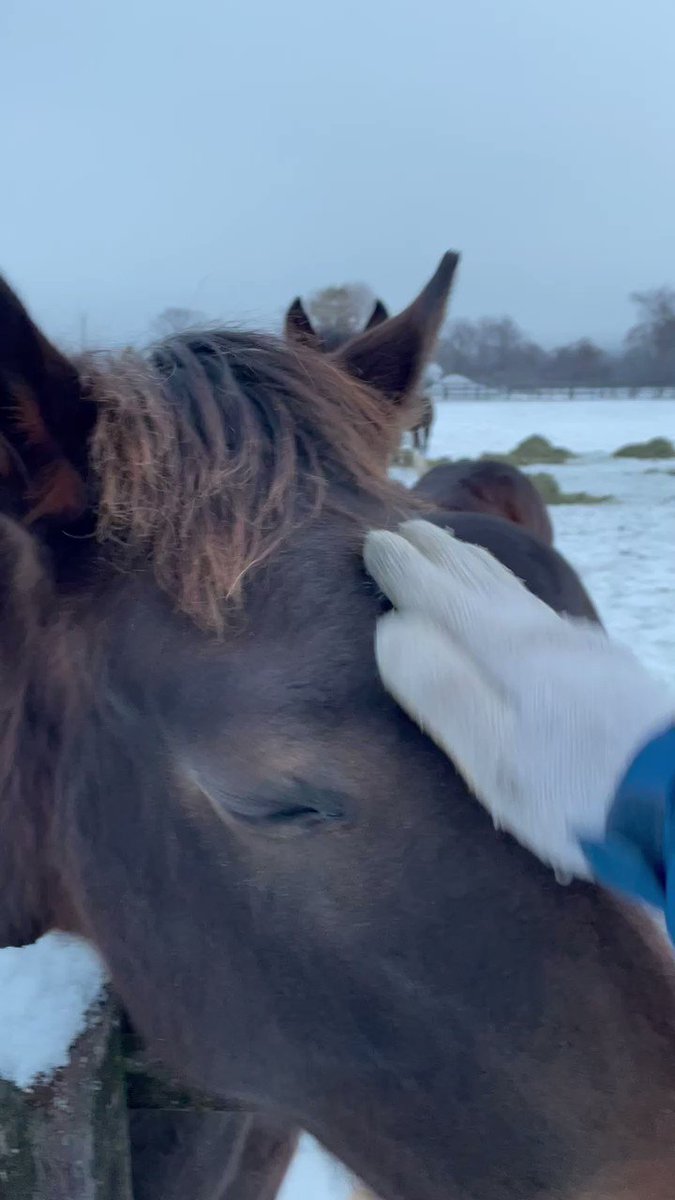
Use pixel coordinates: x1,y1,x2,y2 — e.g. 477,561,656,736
82,331,404,631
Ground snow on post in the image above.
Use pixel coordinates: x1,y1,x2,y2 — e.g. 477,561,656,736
0,932,106,1089
0,932,133,1199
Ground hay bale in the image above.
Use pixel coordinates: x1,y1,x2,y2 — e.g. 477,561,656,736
529,472,612,506
483,435,573,466
613,437,675,460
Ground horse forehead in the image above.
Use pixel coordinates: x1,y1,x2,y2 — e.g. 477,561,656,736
104,584,381,735
186,622,382,726
97,512,389,727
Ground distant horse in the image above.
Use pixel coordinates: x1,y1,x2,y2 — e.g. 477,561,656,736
284,294,391,353
285,279,435,454
410,392,434,453
3,259,675,1200
414,457,554,545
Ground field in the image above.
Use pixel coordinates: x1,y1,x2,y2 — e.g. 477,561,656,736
424,397,675,689
281,396,675,1200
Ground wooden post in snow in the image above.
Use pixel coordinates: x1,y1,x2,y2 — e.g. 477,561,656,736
0,931,297,1200
0,991,132,1200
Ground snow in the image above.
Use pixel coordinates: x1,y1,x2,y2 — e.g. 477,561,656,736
429,395,675,457
279,1139,352,1200
426,397,675,690
0,931,107,1090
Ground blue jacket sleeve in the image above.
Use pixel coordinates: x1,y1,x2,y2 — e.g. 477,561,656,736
582,725,675,943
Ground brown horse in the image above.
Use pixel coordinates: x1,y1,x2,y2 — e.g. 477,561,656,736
2,264,675,1200
414,457,554,545
285,267,437,454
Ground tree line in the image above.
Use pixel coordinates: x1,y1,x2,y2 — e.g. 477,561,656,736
435,288,675,389
152,283,675,390
300,283,675,390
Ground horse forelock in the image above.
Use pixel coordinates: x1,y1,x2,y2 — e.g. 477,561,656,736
80,330,403,632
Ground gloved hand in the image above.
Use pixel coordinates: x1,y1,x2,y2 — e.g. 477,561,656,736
364,520,675,914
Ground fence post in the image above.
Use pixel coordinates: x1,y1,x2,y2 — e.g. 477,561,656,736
0,991,133,1200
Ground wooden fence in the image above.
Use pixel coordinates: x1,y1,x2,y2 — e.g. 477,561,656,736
0,993,132,1199
0,992,297,1200
430,383,675,403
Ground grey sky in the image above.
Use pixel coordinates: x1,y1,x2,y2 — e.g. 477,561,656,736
2,0,674,349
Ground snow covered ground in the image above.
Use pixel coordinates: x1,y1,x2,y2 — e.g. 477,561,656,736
428,395,675,458
281,396,675,1200
426,397,675,689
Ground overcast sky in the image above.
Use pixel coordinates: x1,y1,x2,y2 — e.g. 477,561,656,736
2,0,674,349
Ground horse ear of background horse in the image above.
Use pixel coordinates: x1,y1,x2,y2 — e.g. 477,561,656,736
333,251,459,408
284,296,322,350
363,298,389,331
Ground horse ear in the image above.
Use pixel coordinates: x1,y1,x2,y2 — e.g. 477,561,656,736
333,252,459,407
284,297,322,350
0,277,93,522
364,298,389,331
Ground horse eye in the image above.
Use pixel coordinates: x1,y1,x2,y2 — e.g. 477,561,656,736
182,757,350,837
239,783,349,837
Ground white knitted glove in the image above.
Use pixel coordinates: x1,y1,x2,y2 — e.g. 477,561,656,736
364,521,675,879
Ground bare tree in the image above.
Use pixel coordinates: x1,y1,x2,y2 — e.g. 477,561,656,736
437,317,545,386
623,288,675,386
435,291,675,391
545,339,611,387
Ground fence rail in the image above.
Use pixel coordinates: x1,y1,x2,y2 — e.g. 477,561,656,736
430,383,675,402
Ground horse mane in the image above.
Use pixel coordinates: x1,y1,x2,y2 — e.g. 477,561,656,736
82,330,404,632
